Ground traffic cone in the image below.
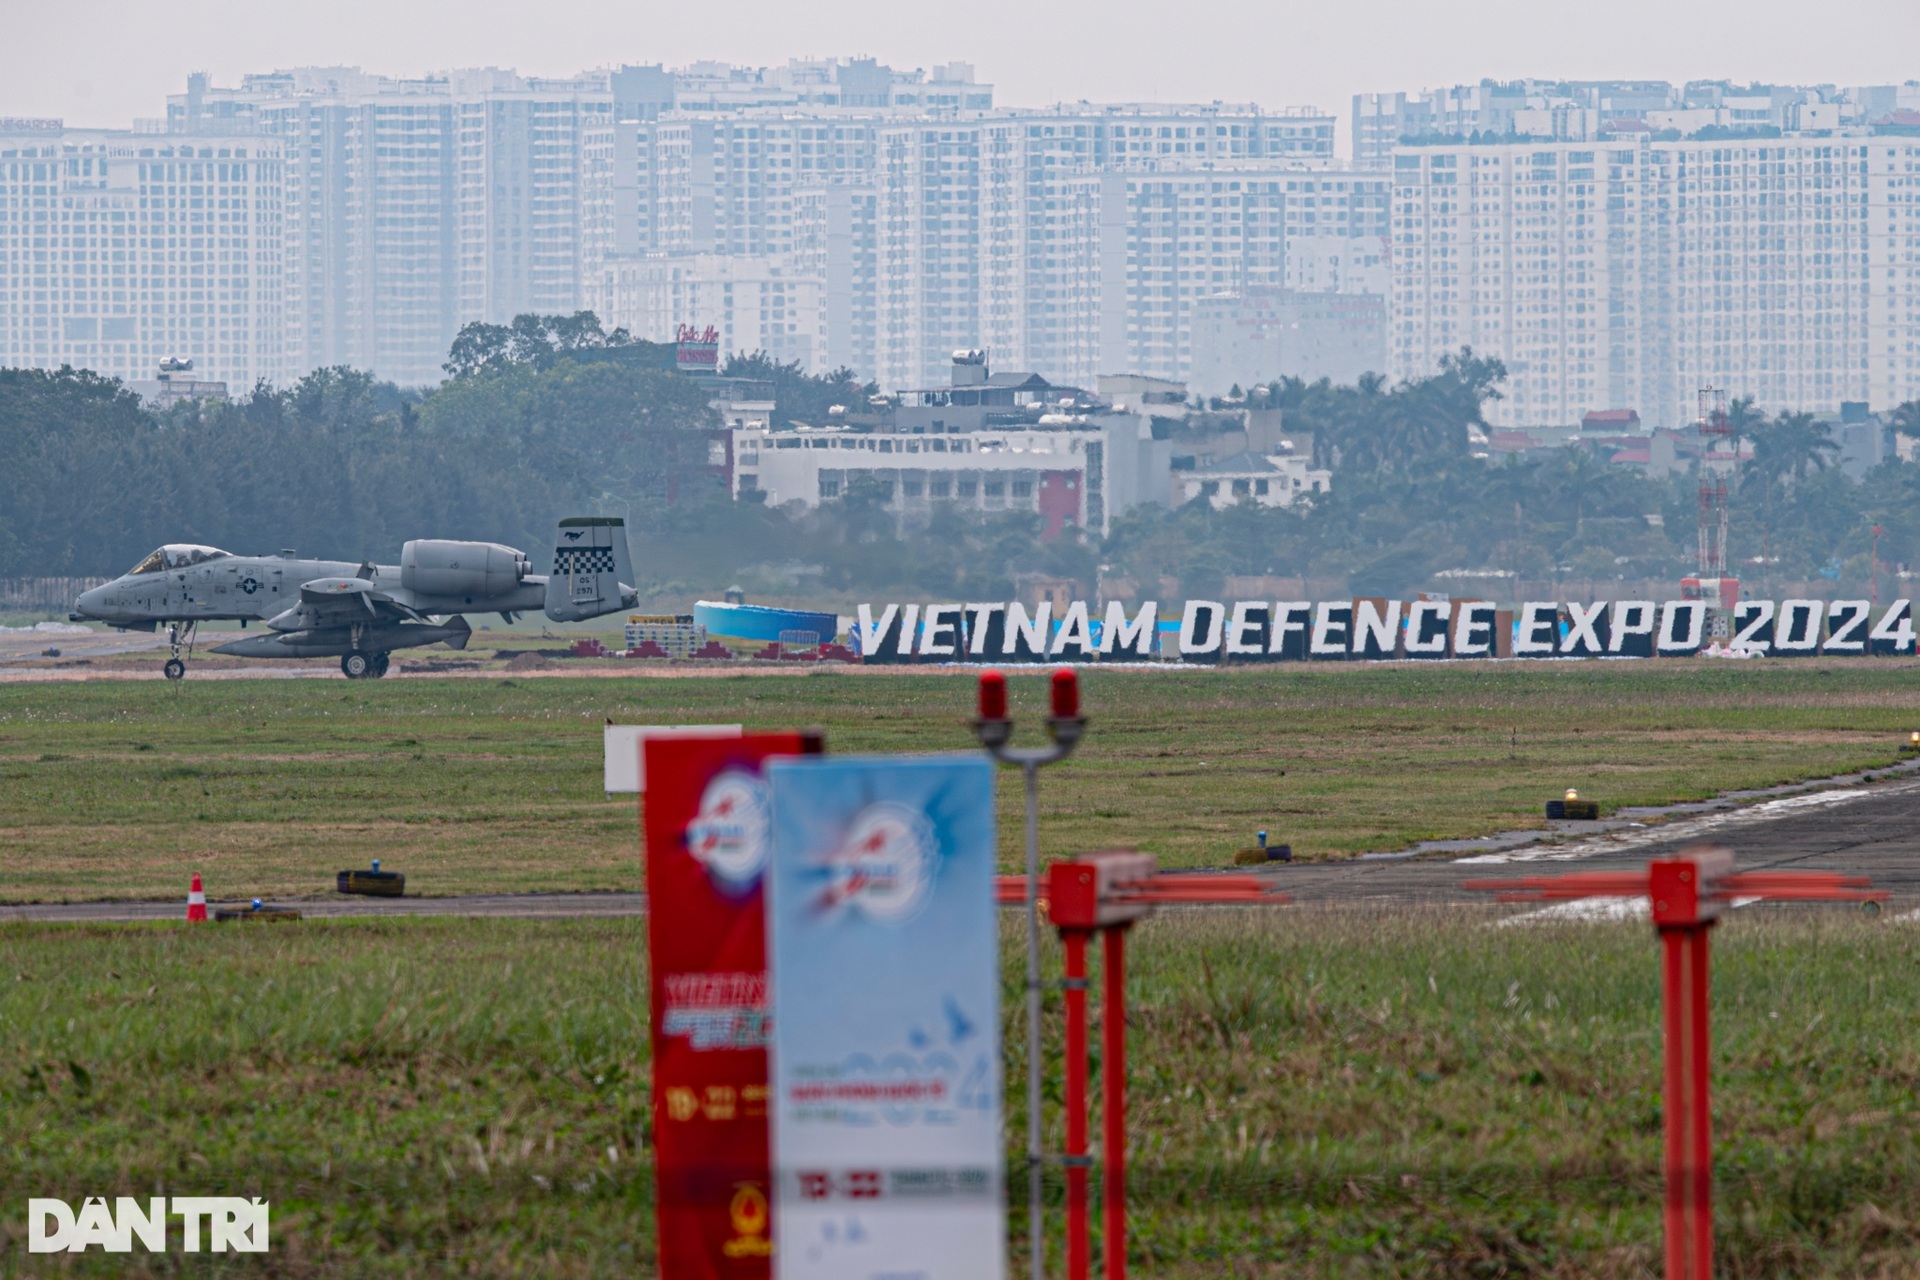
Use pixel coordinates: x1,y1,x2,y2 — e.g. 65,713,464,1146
186,874,208,923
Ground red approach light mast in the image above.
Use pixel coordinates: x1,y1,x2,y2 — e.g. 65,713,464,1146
1465,844,1887,1280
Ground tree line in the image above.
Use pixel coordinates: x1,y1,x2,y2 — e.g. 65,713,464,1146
1103,363,1920,600
1,319,1916,607
0,316,716,578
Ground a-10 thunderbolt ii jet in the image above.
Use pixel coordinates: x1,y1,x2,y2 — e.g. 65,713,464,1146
70,517,636,679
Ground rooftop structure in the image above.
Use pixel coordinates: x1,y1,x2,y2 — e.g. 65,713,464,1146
1354,78,1920,165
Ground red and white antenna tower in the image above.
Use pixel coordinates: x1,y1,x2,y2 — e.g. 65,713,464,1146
1683,388,1739,623
1696,387,1730,580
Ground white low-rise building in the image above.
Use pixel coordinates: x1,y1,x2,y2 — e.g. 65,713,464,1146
731,414,1170,537
1177,450,1329,509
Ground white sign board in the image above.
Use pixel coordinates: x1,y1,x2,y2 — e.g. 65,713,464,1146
603,724,742,793
766,755,1003,1280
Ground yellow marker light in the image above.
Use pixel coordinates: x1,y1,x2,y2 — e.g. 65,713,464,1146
1565,788,1580,801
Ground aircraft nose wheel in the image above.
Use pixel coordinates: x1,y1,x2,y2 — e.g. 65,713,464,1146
341,652,372,680
162,622,192,679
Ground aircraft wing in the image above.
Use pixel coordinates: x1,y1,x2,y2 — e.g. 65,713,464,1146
267,577,432,632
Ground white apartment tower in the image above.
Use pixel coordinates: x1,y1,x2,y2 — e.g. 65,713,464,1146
793,183,878,375
250,79,458,383
170,68,609,387
1095,165,1388,384
0,122,286,389
1390,133,1919,427
449,73,609,328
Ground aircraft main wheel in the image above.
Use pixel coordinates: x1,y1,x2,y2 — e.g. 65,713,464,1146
341,652,372,679
372,653,391,678
163,658,186,681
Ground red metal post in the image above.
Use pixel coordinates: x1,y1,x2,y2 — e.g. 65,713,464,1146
1468,846,1885,1280
1101,923,1130,1280
1040,854,1286,1280
1657,922,1714,1280
1688,925,1713,1280
1648,853,1719,1280
1062,927,1092,1280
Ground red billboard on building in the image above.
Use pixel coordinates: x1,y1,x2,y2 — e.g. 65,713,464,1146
675,324,720,376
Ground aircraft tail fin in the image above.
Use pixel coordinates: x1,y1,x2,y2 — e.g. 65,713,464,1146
544,516,637,622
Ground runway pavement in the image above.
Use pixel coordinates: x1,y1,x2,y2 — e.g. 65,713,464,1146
0,627,165,670
3,891,649,924
1264,769,1920,910
7,761,1918,923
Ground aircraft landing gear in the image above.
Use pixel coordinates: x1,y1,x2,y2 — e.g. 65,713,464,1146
341,652,390,680
163,621,197,680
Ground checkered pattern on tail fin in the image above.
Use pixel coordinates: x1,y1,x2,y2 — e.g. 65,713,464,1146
544,517,636,622
552,547,617,577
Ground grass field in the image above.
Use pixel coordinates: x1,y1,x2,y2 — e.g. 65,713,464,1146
2,910,1916,1277
1,660,1918,903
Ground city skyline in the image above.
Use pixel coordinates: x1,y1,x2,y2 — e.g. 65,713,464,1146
6,48,1920,430
5,0,1915,151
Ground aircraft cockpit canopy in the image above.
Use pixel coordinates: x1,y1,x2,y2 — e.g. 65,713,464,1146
127,545,233,575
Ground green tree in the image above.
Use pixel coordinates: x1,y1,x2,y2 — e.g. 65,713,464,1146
1890,399,1920,444
1748,411,1838,487
720,352,875,427
444,312,669,378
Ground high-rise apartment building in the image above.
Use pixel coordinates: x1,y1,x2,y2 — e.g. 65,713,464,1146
793,183,878,376
0,120,285,388
240,73,458,384
168,67,608,386
452,75,610,326
589,252,823,370
575,97,1345,390
1389,131,1920,427
1094,165,1389,384
9,61,1355,396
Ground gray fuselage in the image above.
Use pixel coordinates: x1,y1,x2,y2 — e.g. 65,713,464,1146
74,554,548,628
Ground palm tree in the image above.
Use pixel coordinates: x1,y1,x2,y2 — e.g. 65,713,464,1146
1723,395,1765,476
1725,395,1765,437
1751,411,1839,485
1891,399,1920,444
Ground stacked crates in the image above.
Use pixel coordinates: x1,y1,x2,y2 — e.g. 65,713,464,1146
622,614,708,658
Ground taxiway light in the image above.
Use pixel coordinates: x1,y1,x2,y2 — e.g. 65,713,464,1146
978,670,1008,721
1051,668,1080,719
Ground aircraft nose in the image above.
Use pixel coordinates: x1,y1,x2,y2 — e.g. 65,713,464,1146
74,583,112,618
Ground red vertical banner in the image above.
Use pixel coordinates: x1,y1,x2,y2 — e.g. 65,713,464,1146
643,732,820,1279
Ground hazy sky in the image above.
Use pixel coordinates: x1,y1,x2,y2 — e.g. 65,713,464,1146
6,0,1918,150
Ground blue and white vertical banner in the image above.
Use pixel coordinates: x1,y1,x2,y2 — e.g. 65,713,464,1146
765,756,1004,1280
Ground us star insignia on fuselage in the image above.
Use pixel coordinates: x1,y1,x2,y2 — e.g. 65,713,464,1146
70,517,638,680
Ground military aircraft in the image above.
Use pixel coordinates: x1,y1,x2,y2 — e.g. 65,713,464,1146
71,517,637,679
